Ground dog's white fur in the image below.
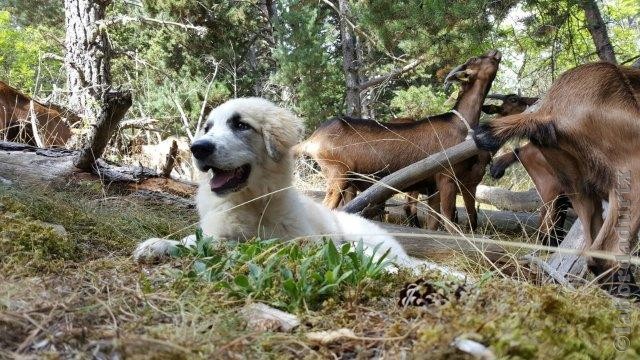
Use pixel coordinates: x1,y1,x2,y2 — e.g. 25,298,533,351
133,98,464,277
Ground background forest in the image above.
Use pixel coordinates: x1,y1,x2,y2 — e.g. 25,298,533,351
1,0,638,136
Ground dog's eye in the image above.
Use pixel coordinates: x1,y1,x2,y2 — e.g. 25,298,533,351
230,115,252,131
203,123,212,133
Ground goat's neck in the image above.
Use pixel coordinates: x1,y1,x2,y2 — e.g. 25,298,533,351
453,78,492,128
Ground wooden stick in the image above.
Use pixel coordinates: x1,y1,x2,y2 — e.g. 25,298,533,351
475,185,542,212
161,140,179,178
28,100,44,148
172,97,194,141
75,91,132,171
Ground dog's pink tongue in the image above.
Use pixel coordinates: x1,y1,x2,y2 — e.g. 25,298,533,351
211,170,235,189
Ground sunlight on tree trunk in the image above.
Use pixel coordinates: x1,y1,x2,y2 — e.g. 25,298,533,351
64,0,131,170
580,0,617,64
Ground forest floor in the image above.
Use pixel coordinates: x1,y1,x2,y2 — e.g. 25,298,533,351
1,180,639,359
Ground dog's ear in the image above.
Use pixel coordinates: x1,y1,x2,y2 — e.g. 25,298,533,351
263,108,304,162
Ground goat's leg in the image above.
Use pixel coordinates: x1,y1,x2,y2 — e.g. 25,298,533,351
537,200,553,245
548,195,570,246
568,192,602,251
538,195,568,247
589,187,640,298
437,177,458,233
339,185,357,207
461,186,478,231
322,169,349,209
403,191,421,227
424,193,441,230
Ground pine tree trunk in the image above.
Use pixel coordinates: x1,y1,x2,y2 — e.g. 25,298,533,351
64,0,112,118
580,0,617,64
249,0,277,96
64,0,132,170
338,0,361,117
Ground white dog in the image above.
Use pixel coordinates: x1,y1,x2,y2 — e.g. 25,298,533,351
133,98,464,277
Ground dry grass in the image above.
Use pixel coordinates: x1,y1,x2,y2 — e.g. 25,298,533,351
1,181,639,359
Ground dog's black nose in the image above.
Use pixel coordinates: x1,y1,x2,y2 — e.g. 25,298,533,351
190,140,216,160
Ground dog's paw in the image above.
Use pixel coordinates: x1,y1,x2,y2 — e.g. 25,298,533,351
133,238,178,262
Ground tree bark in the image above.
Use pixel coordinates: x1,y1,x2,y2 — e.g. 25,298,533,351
343,138,481,214
64,0,132,170
580,0,617,64
74,91,132,170
338,0,362,117
64,0,112,118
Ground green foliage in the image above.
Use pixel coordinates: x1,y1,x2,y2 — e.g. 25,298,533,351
1,0,638,136
390,85,450,118
273,1,344,128
0,10,60,92
170,230,394,312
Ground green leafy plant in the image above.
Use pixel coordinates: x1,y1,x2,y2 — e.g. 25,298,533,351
169,230,395,311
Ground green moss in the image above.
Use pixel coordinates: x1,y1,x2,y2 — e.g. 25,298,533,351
0,206,78,273
1,183,639,358
0,183,196,258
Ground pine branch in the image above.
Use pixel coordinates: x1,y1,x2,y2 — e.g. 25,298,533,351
358,57,426,91
100,16,208,37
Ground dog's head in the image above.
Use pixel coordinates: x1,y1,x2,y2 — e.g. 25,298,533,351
191,97,304,196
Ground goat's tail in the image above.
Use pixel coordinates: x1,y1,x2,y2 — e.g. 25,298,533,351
474,113,556,152
489,148,520,179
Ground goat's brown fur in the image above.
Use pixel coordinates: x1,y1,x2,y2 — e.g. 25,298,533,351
475,62,640,295
491,144,569,246
482,94,538,117
0,81,77,147
297,50,501,232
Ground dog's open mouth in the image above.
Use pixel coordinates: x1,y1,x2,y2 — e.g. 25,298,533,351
207,164,251,194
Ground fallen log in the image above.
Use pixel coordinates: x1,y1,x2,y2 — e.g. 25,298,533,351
377,222,506,263
343,138,481,214
0,141,196,199
306,190,541,234
475,185,541,212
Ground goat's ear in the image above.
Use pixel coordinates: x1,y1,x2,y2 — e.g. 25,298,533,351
482,104,501,114
263,109,304,162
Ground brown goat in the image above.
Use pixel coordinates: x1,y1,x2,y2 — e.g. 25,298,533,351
482,93,538,117
490,143,570,246
475,62,640,295
482,93,571,246
0,81,77,147
296,50,502,232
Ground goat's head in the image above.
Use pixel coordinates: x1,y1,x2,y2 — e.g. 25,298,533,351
482,94,539,117
444,50,502,91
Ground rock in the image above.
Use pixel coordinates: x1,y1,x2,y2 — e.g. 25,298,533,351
38,221,68,237
0,176,13,186
306,328,357,345
452,337,495,360
239,303,300,333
